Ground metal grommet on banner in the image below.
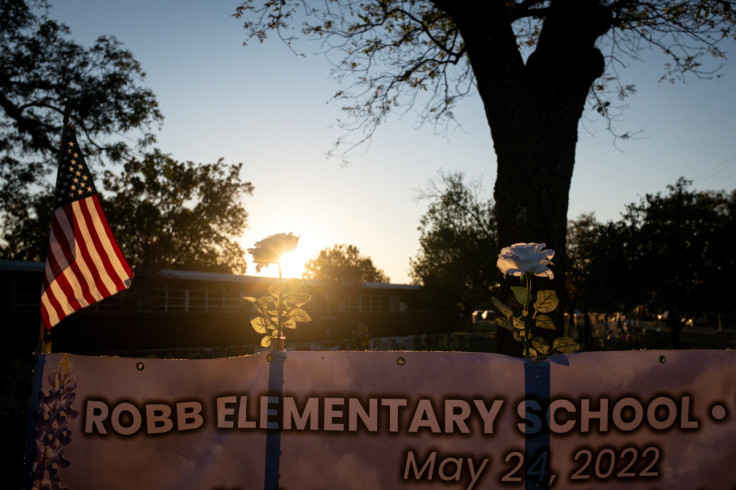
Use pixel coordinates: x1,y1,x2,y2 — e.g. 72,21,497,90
136,362,145,371
266,354,275,363
658,355,667,364
396,356,406,366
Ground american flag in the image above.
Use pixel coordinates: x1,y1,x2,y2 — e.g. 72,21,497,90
40,123,133,329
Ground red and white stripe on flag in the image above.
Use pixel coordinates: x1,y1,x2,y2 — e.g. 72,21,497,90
40,194,133,329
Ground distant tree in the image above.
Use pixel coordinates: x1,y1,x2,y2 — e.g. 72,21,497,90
566,213,608,349
582,219,640,313
0,189,52,262
304,244,389,283
409,172,496,312
566,213,601,312
572,178,735,320
1,0,162,254
236,0,736,354
101,151,254,274
616,178,734,317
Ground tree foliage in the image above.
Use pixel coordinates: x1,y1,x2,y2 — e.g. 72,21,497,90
235,0,735,152
1,0,162,204
567,178,736,317
1,0,162,259
303,244,389,283
617,178,734,314
0,187,54,262
566,212,602,312
409,172,497,311
101,151,254,274
0,1,257,275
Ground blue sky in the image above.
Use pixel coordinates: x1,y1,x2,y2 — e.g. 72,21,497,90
50,1,736,283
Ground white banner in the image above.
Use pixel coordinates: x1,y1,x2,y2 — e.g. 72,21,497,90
27,350,736,488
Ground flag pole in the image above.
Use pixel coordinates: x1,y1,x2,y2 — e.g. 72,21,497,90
36,101,72,354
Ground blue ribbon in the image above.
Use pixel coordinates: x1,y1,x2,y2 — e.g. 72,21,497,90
524,359,551,489
264,351,286,490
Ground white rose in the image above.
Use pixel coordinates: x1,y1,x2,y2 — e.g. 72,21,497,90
248,232,300,272
497,242,555,279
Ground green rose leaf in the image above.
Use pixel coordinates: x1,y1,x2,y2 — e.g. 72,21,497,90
282,318,297,329
286,292,311,307
535,314,557,331
257,296,277,310
512,316,525,330
492,297,513,318
260,336,272,348
534,290,558,313
552,337,580,353
250,316,268,334
251,303,266,317
512,331,523,342
531,336,550,354
268,282,285,298
496,316,513,331
269,279,304,298
511,286,532,306
284,278,303,295
243,296,257,303
288,308,312,323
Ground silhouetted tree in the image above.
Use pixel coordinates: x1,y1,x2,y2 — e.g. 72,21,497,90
583,219,640,313
1,0,162,257
304,244,389,283
410,172,496,312
566,213,600,313
617,178,734,319
572,178,735,322
566,213,601,348
101,151,254,274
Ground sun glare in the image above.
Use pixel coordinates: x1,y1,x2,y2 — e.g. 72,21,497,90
278,248,312,279
243,232,321,279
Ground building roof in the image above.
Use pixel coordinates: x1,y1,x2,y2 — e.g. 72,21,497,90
1,260,421,291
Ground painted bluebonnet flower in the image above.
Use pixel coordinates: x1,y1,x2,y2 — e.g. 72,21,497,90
31,355,79,489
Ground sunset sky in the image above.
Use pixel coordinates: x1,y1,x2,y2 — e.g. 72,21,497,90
50,0,736,283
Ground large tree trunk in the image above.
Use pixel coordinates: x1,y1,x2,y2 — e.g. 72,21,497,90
443,1,611,355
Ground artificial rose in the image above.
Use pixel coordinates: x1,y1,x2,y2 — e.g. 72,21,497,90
248,233,299,272
497,242,555,279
